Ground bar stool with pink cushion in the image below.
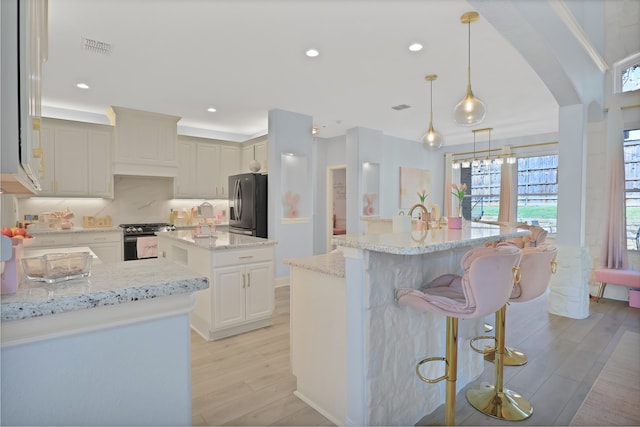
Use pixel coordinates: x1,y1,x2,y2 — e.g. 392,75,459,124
483,245,558,366
465,244,557,421
395,245,522,426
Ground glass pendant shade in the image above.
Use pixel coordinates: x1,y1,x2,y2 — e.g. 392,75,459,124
454,11,485,126
422,117,443,151
423,74,443,151
454,86,486,125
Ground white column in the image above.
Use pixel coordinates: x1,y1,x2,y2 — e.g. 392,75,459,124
268,109,314,280
548,104,590,319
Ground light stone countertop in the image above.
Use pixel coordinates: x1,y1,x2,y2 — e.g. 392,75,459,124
1,259,209,322
157,230,277,250
284,252,345,278
332,222,529,255
28,227,121,234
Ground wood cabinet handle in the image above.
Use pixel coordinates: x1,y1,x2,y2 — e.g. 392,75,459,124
242,273,246,288
247,272,251,287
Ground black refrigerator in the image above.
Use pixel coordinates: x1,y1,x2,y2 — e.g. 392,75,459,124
228,173,268,238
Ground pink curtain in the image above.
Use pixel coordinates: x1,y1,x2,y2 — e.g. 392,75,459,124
601,141,628,269
498,161,516,222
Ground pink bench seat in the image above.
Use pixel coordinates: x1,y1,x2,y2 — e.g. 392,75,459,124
593,268,640,301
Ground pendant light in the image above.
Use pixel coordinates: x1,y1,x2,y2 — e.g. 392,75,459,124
422,74,443,150
454,11,486,126
483,128,493,166
471,129,479,167
248,145,261,172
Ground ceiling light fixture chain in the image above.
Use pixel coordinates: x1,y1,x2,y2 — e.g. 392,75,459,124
453,11,486,126
422,74,443,151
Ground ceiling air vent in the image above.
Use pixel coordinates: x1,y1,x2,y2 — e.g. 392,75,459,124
392,104,411,111
82,37,112,55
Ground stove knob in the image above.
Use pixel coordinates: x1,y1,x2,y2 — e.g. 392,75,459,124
126,227,132,233
170,225,176,231
136,227,143,233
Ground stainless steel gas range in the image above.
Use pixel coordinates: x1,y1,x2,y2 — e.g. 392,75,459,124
119,223,176,261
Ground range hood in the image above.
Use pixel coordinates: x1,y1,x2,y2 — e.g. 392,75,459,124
108,106,181,178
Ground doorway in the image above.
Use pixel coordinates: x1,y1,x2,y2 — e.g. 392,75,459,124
326,165,347,252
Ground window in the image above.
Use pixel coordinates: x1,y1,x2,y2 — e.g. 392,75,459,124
624,129,640,250
622,63,640,93
467,163,501,221
614,52,640,94
465,154,558,232
516,155,558,233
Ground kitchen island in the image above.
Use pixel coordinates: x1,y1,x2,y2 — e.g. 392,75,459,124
287,223,528,426
157,230,277,341
1,258,208,426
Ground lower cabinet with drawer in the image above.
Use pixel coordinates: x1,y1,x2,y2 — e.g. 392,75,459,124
213,261,273,331
156,234,275,341
27,230,123,263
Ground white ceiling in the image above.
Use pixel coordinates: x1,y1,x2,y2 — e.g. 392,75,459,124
42,0,559,145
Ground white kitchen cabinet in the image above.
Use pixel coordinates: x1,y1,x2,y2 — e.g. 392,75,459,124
87,129,114,198
27,230,123,263
75,231,123,263
34,119,114,198
240,139,268,173
174,136,239,199
108,106,179,177
175,140,198,197
240,145,254,173
156,234,275,341
196,143,219,198
254,140,268,173
217,145,239,198
37,125,88,196
213,261,273,330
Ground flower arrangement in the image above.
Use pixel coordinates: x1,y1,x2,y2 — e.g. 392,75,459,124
451,183,467,217
416,189,428,204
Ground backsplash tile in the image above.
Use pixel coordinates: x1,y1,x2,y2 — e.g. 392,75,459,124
15,176,229,227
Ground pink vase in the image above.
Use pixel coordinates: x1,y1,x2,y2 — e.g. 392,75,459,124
448,217,462,229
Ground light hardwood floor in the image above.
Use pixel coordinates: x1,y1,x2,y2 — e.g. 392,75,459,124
191,286,640,426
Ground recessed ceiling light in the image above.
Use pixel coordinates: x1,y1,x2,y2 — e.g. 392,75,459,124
207,107,217,112
76,82,90,89
306,48,319,57
408,42,423,52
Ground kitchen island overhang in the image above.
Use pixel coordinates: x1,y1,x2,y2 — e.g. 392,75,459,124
1,258,208,427
289,223,529,426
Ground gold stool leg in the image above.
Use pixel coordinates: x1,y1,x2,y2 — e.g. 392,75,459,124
483,310,527,366
484,345,528,366
466,305,533,421
445,317,458,426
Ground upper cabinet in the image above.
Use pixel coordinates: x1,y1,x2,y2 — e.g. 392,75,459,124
175,135,240,199
33,118,113,198
108,106,180,177
240,138,268,173
218,145,240,197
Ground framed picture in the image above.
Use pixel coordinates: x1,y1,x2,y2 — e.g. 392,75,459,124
400,167,431,209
